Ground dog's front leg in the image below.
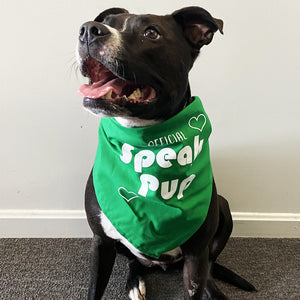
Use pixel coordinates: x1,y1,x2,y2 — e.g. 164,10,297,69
182,247,209,300
88,234,116,300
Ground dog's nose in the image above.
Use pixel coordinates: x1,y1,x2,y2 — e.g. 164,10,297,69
79,21,110,43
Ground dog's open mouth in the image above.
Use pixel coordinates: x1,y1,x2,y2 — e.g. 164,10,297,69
78,57,156,104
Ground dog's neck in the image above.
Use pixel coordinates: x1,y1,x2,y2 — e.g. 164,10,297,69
114,94,192,128
115,117,162,128
115,99,191,128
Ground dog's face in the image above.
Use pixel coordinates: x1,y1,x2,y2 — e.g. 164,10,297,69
77,7,223,120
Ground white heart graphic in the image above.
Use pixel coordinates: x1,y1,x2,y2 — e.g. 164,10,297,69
118,187,139,202
188,114,207,132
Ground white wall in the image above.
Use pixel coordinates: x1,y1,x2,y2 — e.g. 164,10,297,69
0,0,299,237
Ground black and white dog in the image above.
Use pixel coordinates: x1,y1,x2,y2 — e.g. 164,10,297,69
77,7,255,300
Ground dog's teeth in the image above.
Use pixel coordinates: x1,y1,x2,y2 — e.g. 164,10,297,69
103,90,113,99
135,88,142,98
107,90,113,98
128,91,135,99
128,88,142,100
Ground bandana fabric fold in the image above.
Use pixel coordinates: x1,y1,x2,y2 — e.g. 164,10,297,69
93,96,213,258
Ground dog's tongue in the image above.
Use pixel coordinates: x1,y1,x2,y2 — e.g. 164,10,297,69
78,78,126,99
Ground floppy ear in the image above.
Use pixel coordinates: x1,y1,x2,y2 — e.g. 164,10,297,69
172,7,223,55
94,8,129,22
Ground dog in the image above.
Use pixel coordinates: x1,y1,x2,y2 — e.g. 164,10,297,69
76,7,256,300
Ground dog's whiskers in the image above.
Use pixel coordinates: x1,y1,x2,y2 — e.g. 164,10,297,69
67,56,82,81
132,71,137,84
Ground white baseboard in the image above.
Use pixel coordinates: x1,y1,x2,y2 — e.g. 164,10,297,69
0,210,299,238
231,212,300,238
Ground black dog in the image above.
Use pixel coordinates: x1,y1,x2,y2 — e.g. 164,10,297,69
77,7,256,300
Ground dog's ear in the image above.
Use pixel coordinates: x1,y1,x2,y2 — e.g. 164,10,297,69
94,8,129,22
172,7,223,55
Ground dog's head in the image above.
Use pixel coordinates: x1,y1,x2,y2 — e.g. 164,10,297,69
77,7,223,121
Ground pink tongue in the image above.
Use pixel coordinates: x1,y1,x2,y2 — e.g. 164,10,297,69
78,78,126,99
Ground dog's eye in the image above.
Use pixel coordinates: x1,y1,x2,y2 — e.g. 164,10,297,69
144,27,160,40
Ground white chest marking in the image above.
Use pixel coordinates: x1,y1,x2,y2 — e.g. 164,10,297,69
100,211,146,259
100,211,182,260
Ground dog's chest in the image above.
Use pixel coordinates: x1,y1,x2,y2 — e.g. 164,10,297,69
100,211,182,263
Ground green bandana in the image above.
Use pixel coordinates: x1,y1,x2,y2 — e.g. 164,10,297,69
93,96,213,258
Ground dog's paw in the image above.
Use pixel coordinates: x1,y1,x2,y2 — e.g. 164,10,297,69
128,279,146,300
